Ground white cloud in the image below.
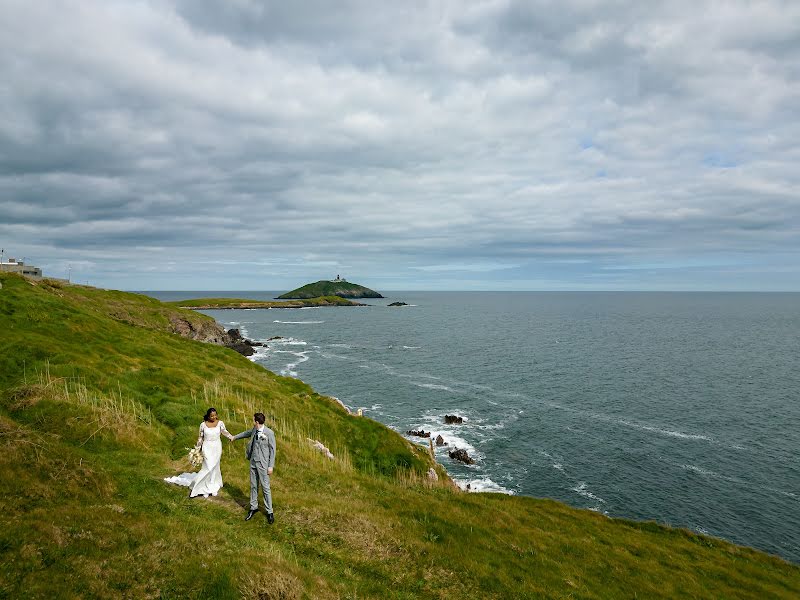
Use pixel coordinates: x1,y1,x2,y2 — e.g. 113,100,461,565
0,0,798,290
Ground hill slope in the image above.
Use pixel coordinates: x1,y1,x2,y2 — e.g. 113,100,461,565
278,279,384,299
1,273,798,599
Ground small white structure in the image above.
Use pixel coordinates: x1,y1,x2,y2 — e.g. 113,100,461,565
0,256,42,278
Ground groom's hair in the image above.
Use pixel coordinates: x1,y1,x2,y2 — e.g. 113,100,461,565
254,412,266,425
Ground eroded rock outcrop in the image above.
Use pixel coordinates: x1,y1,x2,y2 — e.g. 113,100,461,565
169,317,260,356
449,448,474,464
407,429,431,438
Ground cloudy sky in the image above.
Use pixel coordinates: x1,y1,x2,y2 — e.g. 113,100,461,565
1,1,798,291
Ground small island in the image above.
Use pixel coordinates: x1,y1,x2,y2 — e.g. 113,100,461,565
169,295,364,310
278,276,383,299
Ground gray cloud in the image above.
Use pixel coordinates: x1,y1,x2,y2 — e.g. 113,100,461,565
0,0,798,290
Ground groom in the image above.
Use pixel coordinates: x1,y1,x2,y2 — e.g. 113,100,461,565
232,412,276,524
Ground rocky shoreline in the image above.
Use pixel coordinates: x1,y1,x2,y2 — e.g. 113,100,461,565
170,312,477,473
170,315,265,357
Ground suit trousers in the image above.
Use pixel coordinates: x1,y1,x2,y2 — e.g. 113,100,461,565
249,460,272,513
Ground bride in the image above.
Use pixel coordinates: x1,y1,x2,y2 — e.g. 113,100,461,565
165,407,234,497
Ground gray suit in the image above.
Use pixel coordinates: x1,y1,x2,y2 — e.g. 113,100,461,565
233,426,276,513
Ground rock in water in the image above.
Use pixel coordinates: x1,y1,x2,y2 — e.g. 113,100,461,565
407,429,431,438
449,448,474,464
444,414,463,424
435,435,447,446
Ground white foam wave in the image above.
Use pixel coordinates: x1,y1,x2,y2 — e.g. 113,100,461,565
329,343,353,349
413,382,453,392
619,420,711,441
320,352,352,360
269,337,307,346
572,482,606,504
681,464,719,477
456,477,514,495
274,350,310,377
247,345,270,362
402,345,421,350
411,428,477,456
273,320,325,324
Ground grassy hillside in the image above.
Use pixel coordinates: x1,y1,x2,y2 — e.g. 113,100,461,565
277,280,383,299
169,296,362,309
1,273,798,599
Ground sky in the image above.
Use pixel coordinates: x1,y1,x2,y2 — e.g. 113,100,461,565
1,0,798,291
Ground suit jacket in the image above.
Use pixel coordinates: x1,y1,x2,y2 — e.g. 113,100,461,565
233,426,276,469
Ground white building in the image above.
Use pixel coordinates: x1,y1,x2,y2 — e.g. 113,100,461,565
0,257,42,278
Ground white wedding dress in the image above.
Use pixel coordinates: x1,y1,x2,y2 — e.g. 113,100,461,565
164,421,231,497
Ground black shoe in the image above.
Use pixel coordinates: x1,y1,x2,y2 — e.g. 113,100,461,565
245,509,258,521
267,512,274,525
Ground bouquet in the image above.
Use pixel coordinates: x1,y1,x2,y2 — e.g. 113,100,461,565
187,446,204,468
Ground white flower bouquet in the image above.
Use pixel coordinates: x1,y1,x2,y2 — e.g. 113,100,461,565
187,446,204,468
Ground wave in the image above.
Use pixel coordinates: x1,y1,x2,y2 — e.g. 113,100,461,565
455,477,514,495
410,424,478,457
402,345,421,350
319,351,352,360
274,350,311,377
268,337,307,346
247,345,270,362
273,320,325,324
572,481,606,505
412,382,454,392
618,420,712,441
681,464,719,477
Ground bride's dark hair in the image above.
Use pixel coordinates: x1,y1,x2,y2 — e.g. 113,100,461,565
203,407,217,422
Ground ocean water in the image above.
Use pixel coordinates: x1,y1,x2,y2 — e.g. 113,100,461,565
147,291,800,562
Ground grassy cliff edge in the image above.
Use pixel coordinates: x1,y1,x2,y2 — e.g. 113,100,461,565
1,273,797,599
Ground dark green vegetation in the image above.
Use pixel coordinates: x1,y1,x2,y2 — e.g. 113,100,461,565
169,296,363,310
278,279,384,299
1,272,798,599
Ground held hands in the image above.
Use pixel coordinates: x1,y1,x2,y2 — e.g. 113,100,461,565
268,467,273,475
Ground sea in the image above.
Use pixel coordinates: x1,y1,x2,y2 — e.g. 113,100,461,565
145,290,800,563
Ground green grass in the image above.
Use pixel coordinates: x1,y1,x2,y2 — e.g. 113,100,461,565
277,279,382,299
1,272,798,599
168,296,362,309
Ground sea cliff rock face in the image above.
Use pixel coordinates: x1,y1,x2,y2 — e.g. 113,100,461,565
169,316,256,356
169,315,230,345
